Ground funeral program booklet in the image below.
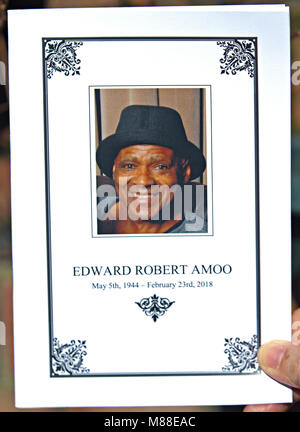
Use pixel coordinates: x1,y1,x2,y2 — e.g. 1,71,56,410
8,5,292,407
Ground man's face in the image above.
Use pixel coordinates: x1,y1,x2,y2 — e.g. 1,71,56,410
112,144,191,221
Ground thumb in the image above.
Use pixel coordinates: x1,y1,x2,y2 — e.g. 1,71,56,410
258,340,300,389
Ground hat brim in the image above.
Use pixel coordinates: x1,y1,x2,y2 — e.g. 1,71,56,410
96,134,206,181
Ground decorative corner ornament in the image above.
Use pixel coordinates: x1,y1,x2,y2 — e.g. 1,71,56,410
45,40,83,79
217,39,256,78
135,294,175,322
222,334,259,373
51,337,90,376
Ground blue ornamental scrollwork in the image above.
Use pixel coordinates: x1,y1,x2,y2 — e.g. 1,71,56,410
222,334,259,373
51,338,90,376
135,294,175,322
45,40,83,79
217,39,256,78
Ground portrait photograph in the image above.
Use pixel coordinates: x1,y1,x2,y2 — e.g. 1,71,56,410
91,87,212,236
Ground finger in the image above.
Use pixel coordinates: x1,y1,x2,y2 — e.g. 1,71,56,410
243,403,291,412
258,340,300,389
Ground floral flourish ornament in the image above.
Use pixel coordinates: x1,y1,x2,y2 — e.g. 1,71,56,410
217,39,256,78
135,294,175,322
51,338,90,376
45,40,83,79
222,335,259,373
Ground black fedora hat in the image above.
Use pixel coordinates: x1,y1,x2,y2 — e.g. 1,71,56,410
96,105,206,180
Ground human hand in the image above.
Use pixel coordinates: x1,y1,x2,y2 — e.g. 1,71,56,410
244,308,300,412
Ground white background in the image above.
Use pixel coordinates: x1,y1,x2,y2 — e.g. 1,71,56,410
8,5,292,407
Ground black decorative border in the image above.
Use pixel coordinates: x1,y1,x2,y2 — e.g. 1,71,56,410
51,338,90,376
217,39,256,77
45,40,83,79
222,335,259,373
43,37,260,377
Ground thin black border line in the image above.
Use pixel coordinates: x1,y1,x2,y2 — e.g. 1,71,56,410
43,38,54,378
90,84,213,239
210,85,215,237
88,87,94,240
199,87,204,185
43,36,260,377
50,370,261,378
253,38,261,350
43,36,257,42
95,88,102,143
